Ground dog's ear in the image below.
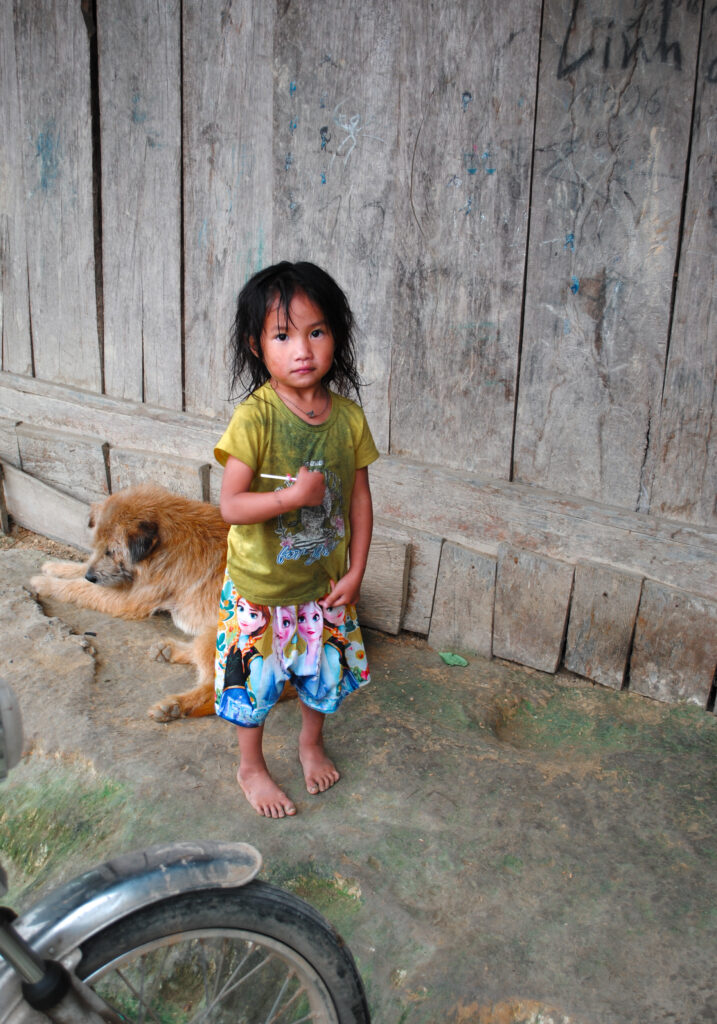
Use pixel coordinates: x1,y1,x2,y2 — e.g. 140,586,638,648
128,520,160,563
88,500,102,530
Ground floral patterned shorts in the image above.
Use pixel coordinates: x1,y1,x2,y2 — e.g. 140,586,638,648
214,570,371,727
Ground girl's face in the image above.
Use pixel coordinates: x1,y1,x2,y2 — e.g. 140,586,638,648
254,291,334,397
297,602,323,644
236,598,267,636
273,607,297,646
323,604,345,627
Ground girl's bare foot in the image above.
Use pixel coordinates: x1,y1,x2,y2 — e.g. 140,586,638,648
299,741,340,795
237,766,296,818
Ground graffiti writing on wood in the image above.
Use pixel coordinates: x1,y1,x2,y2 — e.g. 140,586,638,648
557,0,700,80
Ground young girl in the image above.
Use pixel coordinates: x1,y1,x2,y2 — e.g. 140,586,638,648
214,261,379,818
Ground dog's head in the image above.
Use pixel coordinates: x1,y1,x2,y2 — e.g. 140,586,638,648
85,490,162,586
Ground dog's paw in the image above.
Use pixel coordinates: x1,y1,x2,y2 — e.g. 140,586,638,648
29,574,54,596
149,641,175,663
148,698,183,722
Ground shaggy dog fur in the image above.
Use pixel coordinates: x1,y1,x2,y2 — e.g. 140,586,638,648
29,484,293,722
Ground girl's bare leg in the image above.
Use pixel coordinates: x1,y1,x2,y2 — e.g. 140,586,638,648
236,724,296,818
299,704,340,794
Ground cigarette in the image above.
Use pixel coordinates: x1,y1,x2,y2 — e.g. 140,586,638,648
260,473,297,482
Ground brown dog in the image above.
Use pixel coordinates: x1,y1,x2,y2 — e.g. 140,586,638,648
29,484,274,722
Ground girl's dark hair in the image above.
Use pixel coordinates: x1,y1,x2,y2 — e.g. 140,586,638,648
228,261,362,400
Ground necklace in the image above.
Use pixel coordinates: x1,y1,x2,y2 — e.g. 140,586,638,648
272,382,330,419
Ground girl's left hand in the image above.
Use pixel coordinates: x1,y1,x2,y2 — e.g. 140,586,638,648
320,573,362,610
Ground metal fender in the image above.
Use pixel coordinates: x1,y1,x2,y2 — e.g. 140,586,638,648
0,840,262,1010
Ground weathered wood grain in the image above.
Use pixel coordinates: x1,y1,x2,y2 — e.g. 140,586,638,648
357,535,409,635
428,542,497,658
650,2,717,527
514,0,702,509
0,417,20,468
2,374,716,609
109,447,211,502
1,462,91,550
182,0,274,420
12,0,100,391
0,0,32,375
372,517,443,635
0,464,9,534
390,0,540,477
271,0,400,452
630,580,717,707
493,545,574,673
16,423,109,504
368,455,717,604
98,0,182,410
564,561,643,689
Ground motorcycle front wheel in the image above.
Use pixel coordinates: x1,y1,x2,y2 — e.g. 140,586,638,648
77,880,370,1023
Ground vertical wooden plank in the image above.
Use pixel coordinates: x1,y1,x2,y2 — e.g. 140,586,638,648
564,561,643,689
390,0,541,476
0,0,32,375
493,544,574,673
428,542,497,658
13,0,101,391
183,0,274,420
271,0,401,451
651,3,717,527
630,580,717,707
514,0,702,509
98,0,182,410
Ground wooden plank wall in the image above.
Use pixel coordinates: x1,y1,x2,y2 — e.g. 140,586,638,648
0,0,715,704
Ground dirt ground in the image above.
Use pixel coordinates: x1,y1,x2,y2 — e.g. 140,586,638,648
1,526,717,1024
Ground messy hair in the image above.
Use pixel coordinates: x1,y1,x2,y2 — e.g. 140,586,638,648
228,261,363,400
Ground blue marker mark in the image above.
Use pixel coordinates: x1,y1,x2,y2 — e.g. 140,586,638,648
468,167,477,175
564,233,575,252
36,122,60,191
320,126,330,150
570,276,580,295
289,81,297,95
131,93,148,124
486,167,496,174
289,118,297,134
462,91,472,111
321,172,326,184
285,153,293,171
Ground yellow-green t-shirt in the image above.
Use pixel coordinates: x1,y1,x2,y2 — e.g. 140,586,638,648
214,383,379,605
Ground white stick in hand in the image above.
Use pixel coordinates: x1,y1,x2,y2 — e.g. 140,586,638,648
260,473,297,482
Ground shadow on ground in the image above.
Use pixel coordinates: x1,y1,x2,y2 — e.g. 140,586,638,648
1,538,716,1024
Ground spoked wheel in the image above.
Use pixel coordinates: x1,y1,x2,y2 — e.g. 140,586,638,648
77,881,370,1023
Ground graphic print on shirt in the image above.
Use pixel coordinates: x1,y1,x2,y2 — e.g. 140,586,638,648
275,463,344,567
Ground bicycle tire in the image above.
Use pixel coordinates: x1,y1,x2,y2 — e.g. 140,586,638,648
76,879,370,1023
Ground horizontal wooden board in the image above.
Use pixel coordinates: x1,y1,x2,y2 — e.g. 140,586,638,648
16,423,109,503
1,461,91,550
109,448,210,502
2,374,716,610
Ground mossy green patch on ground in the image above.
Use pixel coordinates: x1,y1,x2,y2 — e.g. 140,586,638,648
499,687,717,761
0,755,128,905
263,859,364,936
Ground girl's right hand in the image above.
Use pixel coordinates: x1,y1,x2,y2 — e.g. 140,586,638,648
291,466,326,507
